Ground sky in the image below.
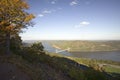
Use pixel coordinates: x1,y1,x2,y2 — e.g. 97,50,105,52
20,0,120,40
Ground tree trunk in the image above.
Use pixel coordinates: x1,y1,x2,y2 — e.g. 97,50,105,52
6,32,10,54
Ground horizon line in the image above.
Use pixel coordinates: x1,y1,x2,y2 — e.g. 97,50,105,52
23,39,120,41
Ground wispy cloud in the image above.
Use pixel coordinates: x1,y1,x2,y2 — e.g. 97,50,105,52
51,0,57,4
38,14,44,17
38,9,52,17
43,10,52,14
70,0,78,6
38,7,62,18
75,21,90,28
80,21,90,25
51,1,55,4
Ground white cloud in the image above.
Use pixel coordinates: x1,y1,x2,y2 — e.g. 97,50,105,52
38,6,61,18
70,0,78,6
51,0,57,4
38,14,44,17
80,21,90,25
43,10,52,14
75,21,90,28
38,9,54,18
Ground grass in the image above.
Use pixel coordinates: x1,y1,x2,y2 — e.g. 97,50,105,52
0,43,120,80
0,52,108,80
45,52,120,79
67,57,120,79
103,66,120,80
104,66,120,73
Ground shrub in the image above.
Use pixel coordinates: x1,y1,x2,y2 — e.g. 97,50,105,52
31,42,44,51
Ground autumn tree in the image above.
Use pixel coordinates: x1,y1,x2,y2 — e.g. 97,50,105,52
0,0,34,54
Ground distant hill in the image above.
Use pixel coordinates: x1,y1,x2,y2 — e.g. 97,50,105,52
48,40,120,52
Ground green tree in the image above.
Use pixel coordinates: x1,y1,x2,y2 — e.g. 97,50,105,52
10,33,22,53
31,42,44,52
0,0,34,54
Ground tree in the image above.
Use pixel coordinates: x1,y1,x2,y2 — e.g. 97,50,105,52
0,0,34,54
10,33,22,53
31,42,44,51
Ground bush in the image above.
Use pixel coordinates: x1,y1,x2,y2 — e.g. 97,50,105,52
68,67,85,80
31,42,44,51
19,42,45,62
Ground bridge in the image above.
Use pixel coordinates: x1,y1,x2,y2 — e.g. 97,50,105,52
55,48,70,53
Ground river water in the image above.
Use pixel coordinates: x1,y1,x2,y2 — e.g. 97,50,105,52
42,42,120,62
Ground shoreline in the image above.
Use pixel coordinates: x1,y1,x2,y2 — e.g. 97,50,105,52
70,50,120,53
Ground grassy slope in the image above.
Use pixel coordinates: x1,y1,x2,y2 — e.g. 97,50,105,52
0,52,113,80
69,57,120,80
47,52,120,79
0,51,120,80
0,54,71,80
49,40,120,52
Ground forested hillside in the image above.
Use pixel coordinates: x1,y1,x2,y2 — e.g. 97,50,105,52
49,40,120,52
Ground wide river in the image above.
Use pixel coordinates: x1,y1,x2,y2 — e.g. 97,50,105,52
42,42,120,62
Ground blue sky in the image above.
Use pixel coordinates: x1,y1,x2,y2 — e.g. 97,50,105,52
20,0,120,40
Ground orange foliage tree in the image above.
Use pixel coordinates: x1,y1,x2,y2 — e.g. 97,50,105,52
0,0,34,54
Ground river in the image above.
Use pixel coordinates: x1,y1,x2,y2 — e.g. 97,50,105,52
42,42,120,62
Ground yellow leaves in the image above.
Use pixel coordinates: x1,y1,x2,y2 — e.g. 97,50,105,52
24,14,35,22
0,21,15,32
0,21,6,25
0,0,29,10
13,0,29,9
13,0,19,2
6,24,15,31
21,1,29,9
0,0,34,33
0,8,2,12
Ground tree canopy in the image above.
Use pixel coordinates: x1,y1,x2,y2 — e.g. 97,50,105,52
0,0,35,54
0,0,34,33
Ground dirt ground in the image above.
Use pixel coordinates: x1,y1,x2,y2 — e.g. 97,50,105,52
0,63,31,80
